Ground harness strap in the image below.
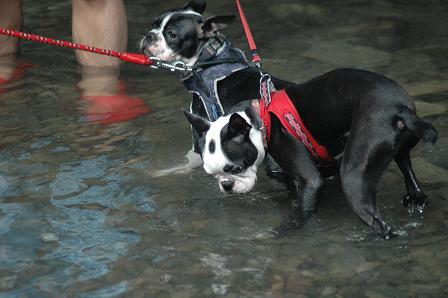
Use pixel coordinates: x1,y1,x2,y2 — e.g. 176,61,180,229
197,33,227,62
183,39,249,121
258,90,333,163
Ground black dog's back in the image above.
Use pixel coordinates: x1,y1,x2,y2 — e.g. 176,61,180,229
284,68,436,157
216,67,295,111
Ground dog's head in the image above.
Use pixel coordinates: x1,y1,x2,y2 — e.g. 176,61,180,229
184,108,266,194
140,0,236,65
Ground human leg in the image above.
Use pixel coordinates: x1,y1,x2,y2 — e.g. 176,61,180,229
72,0,127,67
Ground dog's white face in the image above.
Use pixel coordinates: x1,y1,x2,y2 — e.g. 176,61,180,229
184,109,266,194
140,0,236,65
140,9,203,64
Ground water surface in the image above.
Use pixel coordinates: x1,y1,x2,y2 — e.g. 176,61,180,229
0,0,447,297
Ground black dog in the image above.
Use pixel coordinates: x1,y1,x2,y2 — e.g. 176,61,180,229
141,0,438,234
184,68,437,235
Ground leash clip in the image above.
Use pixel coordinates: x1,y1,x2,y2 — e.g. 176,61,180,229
259,72,274,106
149,57,193,72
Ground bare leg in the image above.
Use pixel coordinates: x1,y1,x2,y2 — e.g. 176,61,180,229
0,0,22,80
0,0,22,56
73,0,126,96
72,0,127,67
73,0,148,124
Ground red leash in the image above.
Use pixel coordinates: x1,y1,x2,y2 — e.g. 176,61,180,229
0,27,153,66
236,0,274,105
235,0,261,65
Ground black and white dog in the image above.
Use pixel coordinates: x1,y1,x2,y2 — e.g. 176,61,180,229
183,70,438,234
140,0,438,234
140,0,293,176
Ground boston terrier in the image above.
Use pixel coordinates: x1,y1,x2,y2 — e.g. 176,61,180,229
183,68,438,235
139,0,293,176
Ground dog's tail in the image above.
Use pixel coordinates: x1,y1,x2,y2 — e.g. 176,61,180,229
397,106,438,144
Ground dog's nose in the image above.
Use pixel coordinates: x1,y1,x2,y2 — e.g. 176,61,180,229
221,180,234,192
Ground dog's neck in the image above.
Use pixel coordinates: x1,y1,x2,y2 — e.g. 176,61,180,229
249,99,268,147
185,33,249,77
182,36,250,120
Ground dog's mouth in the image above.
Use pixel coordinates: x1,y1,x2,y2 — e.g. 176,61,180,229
218,178,235,193
140,44,153,57
142,48,153,57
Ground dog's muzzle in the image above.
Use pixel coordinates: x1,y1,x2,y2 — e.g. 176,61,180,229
140,33,158,55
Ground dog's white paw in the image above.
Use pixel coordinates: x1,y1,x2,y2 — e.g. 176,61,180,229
151,150,202,177
152,165,194,177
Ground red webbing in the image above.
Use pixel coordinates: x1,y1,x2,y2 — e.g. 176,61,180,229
0,27,153,66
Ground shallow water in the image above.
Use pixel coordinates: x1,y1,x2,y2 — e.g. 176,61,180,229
0,0,447,297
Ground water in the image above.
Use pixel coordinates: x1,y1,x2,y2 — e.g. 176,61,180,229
0,0,447,297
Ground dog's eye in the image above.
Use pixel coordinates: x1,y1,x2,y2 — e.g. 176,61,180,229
167,31,177,39
208,140,215,153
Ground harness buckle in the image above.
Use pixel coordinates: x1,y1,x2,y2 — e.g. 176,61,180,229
259,72,274,106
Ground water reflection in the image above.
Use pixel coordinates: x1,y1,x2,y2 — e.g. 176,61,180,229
77,66,149,125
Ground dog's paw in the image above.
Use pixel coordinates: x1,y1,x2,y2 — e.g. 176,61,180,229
151,150,202,177
151,165,194,177
402,194,429,213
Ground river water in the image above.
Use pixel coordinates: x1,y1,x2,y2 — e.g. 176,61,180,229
0,0,447,297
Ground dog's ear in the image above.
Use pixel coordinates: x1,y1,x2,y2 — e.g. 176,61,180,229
228,113,252,142
203,15,236,37
184,0,206,14
183,109,210,136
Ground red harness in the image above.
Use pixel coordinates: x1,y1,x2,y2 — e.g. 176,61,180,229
258,90,333,163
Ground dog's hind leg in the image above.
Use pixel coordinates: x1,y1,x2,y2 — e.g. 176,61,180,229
393,107,437,210
394,134,429,210
340,122,397,237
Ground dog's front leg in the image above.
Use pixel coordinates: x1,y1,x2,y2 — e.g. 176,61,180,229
268,116,322,217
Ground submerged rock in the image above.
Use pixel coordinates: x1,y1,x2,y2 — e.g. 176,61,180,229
322,286,338,296
355,261,380,274
0,275,16,291
406,80,448,97
302,42,392,68
415,101,447,117
411,157,448,184
41,232,59,242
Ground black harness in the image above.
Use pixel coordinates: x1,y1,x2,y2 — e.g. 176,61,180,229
182,33,250,121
